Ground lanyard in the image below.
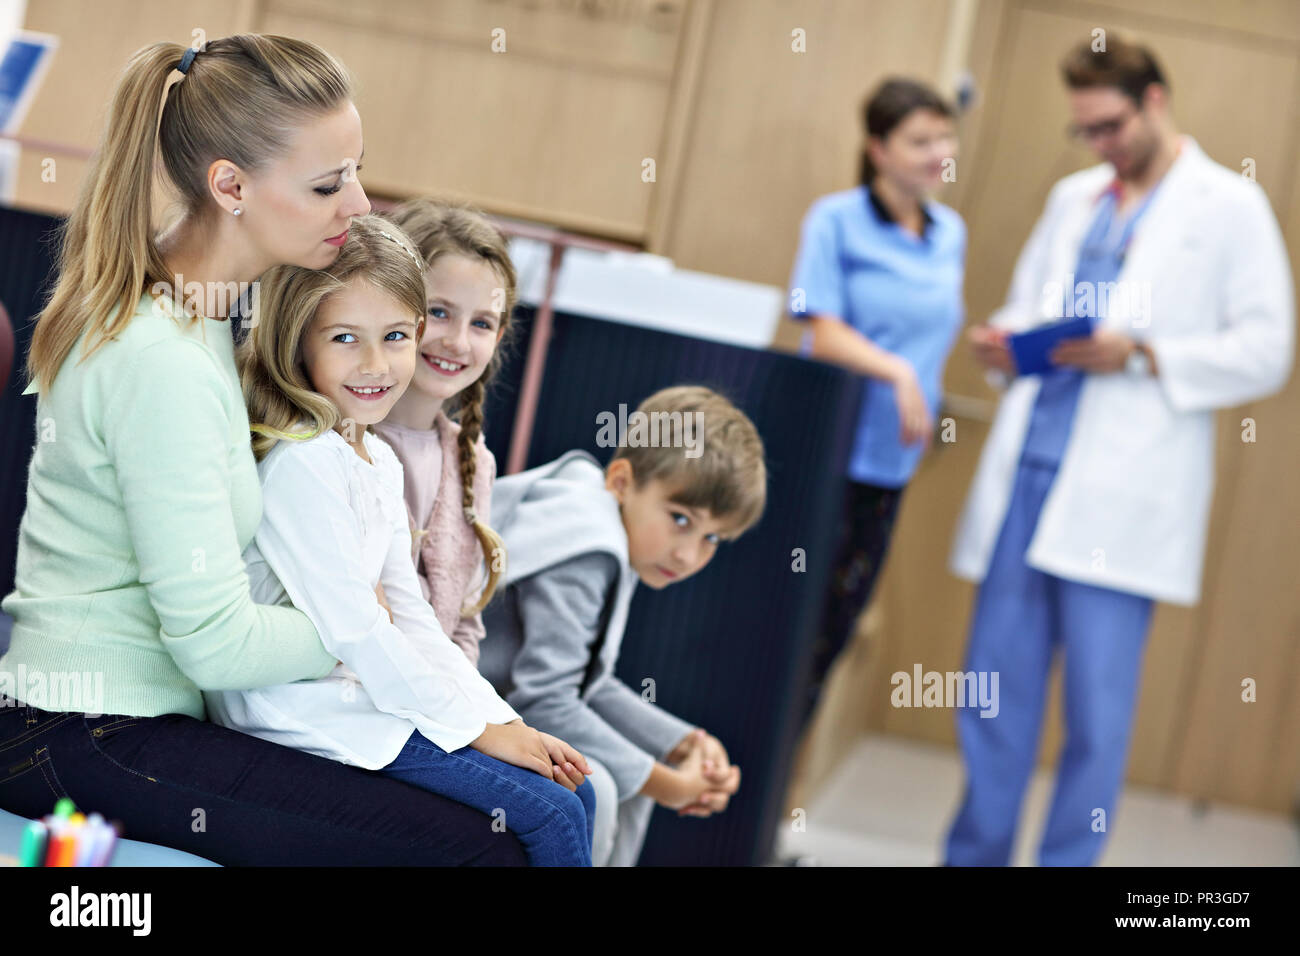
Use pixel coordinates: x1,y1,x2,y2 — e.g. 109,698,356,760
1086,139,1183,264
1081,182,1162,266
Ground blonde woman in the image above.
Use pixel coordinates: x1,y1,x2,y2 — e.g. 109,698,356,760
0,35,526,865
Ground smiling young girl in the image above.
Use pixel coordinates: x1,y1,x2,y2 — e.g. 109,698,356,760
202,214,596,866
370,199,515,667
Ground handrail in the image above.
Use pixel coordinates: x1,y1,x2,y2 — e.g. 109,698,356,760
0,134,94,160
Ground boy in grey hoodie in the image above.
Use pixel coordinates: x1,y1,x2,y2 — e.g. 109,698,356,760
480,386,767,865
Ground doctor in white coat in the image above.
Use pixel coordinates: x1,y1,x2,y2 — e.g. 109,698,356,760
944,36,1293,865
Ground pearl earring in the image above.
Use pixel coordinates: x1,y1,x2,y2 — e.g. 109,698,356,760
232,208,243,217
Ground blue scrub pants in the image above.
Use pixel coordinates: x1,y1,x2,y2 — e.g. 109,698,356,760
944,459,1153,866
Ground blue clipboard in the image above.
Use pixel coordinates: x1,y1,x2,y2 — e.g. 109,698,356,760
1008,316,1096,376
0,32,59,135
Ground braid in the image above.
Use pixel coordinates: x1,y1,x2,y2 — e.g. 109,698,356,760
455,376,505,615
456,376,485,509
378,196,518,616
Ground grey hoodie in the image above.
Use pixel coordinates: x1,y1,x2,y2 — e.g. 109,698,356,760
480,450,696,800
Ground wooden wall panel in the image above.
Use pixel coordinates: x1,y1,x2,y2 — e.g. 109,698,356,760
1166,125,1300,809
260,0,690,242
654,0,951,282
13,0,257,210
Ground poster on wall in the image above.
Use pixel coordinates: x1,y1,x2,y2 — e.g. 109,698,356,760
0,29,58,202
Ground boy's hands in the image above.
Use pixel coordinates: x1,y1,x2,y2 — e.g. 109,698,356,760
669,729,741,818
665,728,701,764
471,720,593,791
642,729,741,813
643,746,713,810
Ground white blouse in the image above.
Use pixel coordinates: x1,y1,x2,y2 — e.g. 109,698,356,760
203,426,519,770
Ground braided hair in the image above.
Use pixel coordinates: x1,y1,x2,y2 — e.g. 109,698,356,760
381,197,518,614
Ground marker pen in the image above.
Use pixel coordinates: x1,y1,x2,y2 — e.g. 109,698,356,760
18,820,47,867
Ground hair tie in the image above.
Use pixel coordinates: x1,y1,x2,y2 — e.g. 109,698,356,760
249,422,320,442
379,229,423,269
177,47,198,75
463,506,478,526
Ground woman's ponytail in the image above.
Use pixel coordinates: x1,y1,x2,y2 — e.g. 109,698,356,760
26,42,182,395
24,34,352,396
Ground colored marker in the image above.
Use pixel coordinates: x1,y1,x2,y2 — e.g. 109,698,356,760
54,823,78,866
92,821,123,867
43,818,66,866
74,816,103,867
18,820,47,867
63,813,87,866
91,822,114,867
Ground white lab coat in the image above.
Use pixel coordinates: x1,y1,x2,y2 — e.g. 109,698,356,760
950,138,1294,606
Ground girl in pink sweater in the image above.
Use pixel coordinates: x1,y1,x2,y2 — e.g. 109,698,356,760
371,199,516,667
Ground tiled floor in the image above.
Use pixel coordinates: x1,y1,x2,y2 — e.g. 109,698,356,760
776,734,1300,866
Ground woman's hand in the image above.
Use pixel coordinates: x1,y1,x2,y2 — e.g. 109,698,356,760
968,324,1016,375
889,358,933,447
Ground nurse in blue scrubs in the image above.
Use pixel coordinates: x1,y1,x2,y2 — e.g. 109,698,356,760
787,78,966,731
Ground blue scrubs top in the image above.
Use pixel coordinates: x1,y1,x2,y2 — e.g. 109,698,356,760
1019,181,1162,467
789,185,966,488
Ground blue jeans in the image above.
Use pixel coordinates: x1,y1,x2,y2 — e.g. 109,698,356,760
381,730,595,867
0,693,526,865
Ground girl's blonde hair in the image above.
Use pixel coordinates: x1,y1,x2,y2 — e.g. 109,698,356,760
380,198,519,615
24,34,353,396
240,214,427,461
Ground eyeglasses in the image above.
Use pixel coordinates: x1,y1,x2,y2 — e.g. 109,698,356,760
1066,106,1138,142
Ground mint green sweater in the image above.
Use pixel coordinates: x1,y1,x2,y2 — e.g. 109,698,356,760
0,293,338,719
